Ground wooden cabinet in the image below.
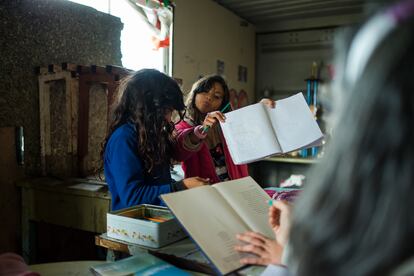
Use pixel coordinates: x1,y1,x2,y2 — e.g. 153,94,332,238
17,177,111,263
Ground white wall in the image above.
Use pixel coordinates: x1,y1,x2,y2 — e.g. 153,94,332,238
172,0,256,103
256,28,335,100
256,13,366,100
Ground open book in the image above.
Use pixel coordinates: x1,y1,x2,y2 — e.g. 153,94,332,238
220,92,323,164
161,176,273,275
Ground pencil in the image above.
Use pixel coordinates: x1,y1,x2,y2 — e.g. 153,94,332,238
220,102,231,113
202,102,231,133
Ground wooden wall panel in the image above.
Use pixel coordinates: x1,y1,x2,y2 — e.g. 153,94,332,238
0,127,24,253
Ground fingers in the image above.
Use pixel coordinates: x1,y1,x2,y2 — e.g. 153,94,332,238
242,231,267,240
234,243,266,257
236,232,267,247
269,200,290,228
196,177,210,184
205,111,226,124
234,241,270,266
235,231,282,266
183,177,210,188
270,200,292,247
239,256,268,266
203,117,216,128
269,205,280,228
273,200,291,212
260,98,276,108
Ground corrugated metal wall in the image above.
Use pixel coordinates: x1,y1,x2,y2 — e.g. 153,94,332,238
213,0,386,32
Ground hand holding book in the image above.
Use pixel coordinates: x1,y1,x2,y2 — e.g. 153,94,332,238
201,102,231,134
202,100,275,134
233,200,292,267
235,231,283,266
161,176,273,275
220,93,323,164
201,110,226,134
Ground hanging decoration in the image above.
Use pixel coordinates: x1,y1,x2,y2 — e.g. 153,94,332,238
151,6,172,49
132,0,174,50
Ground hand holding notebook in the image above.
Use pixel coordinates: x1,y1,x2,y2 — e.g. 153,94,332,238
220,93,323,164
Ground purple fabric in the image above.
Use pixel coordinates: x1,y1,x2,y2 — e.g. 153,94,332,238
266,190,302,203
387,0,414,23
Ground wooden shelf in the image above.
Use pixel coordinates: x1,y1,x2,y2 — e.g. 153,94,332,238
261,156,318,164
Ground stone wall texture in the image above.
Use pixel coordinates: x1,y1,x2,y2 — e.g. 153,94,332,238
0,0,123,175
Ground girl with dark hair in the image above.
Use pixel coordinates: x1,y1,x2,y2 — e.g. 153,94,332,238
174,74,274,184
235,0,414,275
102,69,209,211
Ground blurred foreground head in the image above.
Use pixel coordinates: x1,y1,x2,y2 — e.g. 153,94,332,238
291,1,414,275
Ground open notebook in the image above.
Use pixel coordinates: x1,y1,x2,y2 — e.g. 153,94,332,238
220,92,323,164
161,176,273,275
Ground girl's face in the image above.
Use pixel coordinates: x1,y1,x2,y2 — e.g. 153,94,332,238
194,82,224,114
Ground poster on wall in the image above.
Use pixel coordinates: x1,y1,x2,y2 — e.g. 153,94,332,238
217,60,225,75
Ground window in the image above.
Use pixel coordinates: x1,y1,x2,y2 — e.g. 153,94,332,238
67,0,172,73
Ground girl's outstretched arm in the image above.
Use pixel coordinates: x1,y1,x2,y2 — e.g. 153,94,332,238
173,122,204,161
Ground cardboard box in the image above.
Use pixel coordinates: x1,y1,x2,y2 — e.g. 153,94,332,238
107,205,187,248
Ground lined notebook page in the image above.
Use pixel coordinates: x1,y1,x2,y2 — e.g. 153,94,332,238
266,93,323,153
214,177,274,239
220,103,282,164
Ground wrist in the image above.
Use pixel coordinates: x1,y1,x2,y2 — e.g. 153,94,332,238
171,180,187,191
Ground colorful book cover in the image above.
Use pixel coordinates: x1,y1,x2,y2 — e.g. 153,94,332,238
90,252,190,276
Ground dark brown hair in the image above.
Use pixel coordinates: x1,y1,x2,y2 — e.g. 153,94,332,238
101,69,185,172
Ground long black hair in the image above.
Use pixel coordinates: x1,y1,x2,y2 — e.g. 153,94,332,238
185,74,230,124
290,2,414,275
101,69,185,172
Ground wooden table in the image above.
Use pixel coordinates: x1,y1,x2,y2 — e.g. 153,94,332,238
95,233,266,275
29,260,106,276
17,177,111,263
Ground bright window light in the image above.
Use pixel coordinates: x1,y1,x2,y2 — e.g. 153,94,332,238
67,0,164,71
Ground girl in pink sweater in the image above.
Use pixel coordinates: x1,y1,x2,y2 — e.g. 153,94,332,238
175,75,274,184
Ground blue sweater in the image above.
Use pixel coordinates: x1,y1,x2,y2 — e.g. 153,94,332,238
104,123,173,211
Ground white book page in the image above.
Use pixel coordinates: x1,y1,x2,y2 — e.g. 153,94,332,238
267,93,323,153
214,177,274,239
161,186,249,275
220,103,282,164
68,183,104,191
